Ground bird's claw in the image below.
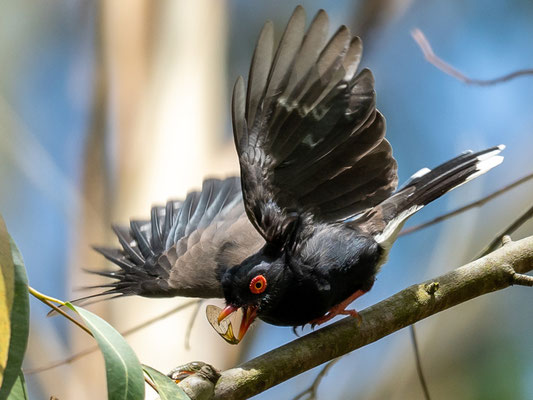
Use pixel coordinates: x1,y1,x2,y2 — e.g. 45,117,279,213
345,309,363,325
308,307,362,329
297,290,367,332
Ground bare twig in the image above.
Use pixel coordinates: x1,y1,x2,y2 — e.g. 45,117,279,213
502,235,513,246
475,203,533,259
144,375,159,393
411,28,533,85
409,325,431,400
291,358,340,400
28,287,157,389
24,299,200,375
185,300,204,350
28,287,93,337
400,172,533,236
513,273,533,287
209,235,533,400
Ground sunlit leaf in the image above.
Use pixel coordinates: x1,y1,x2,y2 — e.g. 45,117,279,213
65,303,145,400
206,305,242,345
143,365,191,400
0,216,29,399
0,216,14,387
5,370,28,400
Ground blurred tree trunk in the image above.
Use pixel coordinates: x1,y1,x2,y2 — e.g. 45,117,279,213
70,1,238,398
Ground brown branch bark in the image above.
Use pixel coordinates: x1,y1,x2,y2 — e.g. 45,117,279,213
192,235,533,400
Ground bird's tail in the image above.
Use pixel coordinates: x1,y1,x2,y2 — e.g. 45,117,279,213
359,145,504,250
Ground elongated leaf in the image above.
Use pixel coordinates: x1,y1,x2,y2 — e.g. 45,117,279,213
0,216,30,400
5,371,28,400
66,304,145,400
0,216,14,388
143,365,191,400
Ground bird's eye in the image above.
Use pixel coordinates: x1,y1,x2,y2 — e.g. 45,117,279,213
249,275,267,294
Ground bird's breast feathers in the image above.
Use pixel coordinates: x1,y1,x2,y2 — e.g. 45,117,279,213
292,224,382,295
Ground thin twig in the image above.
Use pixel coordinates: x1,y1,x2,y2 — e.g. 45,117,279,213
292,358,340,400
25,343,96,375
28,286,93,337
400,172,533,236
28,287,157,388
144,375,159,393
475,203,533,259
185,300,203,350
411,28,533,85
513,273,533,287
409,325,431,400
24,299,200,375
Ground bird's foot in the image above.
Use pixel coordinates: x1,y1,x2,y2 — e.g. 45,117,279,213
309,289,366,329
309,307,361,329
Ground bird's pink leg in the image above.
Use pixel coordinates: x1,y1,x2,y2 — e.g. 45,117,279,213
309,289,367,327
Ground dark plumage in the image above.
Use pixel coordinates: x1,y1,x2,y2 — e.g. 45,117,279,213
78,6,504,343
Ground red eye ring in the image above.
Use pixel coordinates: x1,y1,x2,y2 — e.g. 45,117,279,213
249,275,267,294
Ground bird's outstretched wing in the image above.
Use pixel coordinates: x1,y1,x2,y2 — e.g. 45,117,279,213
78,177,264,304
232,6,398,244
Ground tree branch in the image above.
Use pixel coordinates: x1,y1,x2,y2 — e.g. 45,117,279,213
475,204,533,259
289,178,533,399
410,324,430,400
207,235,533,400
411,28,533,85
291,357,340,400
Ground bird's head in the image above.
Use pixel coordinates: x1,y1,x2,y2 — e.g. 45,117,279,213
217,247,291,341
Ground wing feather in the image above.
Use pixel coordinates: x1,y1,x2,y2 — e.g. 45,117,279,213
81,177,264,302
233,7,397,246
246,21,274,133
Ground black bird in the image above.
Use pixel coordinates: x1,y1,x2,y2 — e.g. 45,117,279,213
80,6,504,343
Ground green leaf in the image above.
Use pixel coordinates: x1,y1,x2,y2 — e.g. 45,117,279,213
143,365,191,400
0,216,14,385
65,304,145,400
0,216,30,400
5,371,28,400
